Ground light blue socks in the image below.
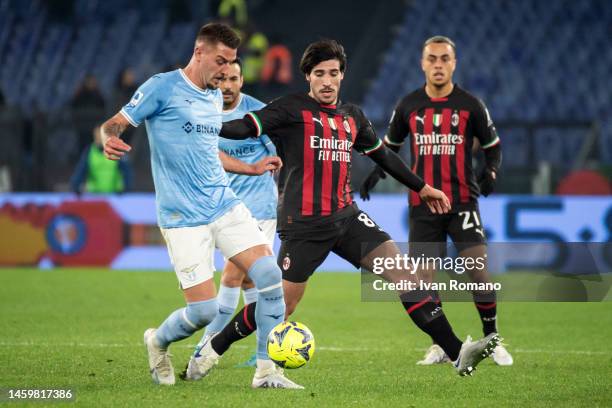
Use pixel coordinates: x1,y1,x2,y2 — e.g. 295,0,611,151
155,298,218,349
203,284,241,336
248,256,285,360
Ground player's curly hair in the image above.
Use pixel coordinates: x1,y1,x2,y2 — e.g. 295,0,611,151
196,22,241,49
299,39,347,75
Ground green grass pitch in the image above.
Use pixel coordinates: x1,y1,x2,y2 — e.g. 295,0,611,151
1,268,611,407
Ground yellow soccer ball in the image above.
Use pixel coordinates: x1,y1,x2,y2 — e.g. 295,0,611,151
267,321,315,369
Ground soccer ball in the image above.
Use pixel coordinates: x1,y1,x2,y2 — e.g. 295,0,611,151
267,321,315,369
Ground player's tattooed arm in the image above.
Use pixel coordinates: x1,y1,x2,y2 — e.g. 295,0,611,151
219,151,282,175
101,112,132,161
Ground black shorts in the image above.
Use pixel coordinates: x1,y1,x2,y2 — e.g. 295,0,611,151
409,202,487,257
278,211,391,283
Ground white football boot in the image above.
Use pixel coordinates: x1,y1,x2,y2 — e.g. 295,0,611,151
454,332,500,376
491,342,514,366
417,344,451,365
182,335,220,381
252,360,304,389
144,328,175,385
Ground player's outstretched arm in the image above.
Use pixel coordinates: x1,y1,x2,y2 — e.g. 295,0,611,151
219,151,282,175
101,112,132,161
359,141,400,200
417,184,451,214
220,118,257,140
368,145,451,214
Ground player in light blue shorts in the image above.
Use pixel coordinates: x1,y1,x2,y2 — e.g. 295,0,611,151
187,59,278,371
101,23,301,389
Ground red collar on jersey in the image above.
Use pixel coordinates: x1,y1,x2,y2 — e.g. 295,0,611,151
422,83,456,102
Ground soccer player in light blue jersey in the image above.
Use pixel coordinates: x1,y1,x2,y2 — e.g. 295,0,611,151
101,23,301,389
190,59,278,371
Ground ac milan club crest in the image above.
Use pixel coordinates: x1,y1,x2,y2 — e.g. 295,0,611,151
282,256,291,271
451,112,459,127
343,119,351,133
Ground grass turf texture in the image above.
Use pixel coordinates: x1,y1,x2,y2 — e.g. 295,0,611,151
1,268,611,407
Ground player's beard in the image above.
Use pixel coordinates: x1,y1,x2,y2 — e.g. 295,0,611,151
223,92,238,109
317,88,337,104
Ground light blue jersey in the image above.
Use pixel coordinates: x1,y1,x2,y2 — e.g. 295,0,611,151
220,93,278,220
121,69,239,228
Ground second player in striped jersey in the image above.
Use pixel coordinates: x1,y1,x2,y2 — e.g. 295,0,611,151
185,39,501,384
360,35,512,366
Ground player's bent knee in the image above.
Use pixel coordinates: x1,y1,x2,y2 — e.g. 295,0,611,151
361,240,398,267
241,280,255,290
221,264,246,287
248,255,282,290
185,299,218,329
182,277,217,303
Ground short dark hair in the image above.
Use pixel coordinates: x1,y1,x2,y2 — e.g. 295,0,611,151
422,35,456,56
231,57,243,75
196,22,241,49
299,39,347,75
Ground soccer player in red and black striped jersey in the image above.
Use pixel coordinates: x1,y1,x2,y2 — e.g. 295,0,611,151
185,40,500,383
361,35,512,366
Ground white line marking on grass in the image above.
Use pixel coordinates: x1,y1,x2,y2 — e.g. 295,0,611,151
317,346,369,352
511,348,610,355
0,342,143,348
0,342,609,355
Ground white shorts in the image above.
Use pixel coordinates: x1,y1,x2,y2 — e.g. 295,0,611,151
257,218,276,246
222,218,276,262
161,203,269,289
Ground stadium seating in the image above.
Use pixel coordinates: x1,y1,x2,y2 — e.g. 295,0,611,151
362,0,611,166
0,0,609,192
4,0,606,124
0,1,196,115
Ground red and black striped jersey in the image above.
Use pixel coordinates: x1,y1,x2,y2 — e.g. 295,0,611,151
385,85,500,213
245,93,382,231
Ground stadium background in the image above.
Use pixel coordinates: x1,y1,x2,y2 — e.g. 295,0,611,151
0,1,611,406
0,0,609,270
